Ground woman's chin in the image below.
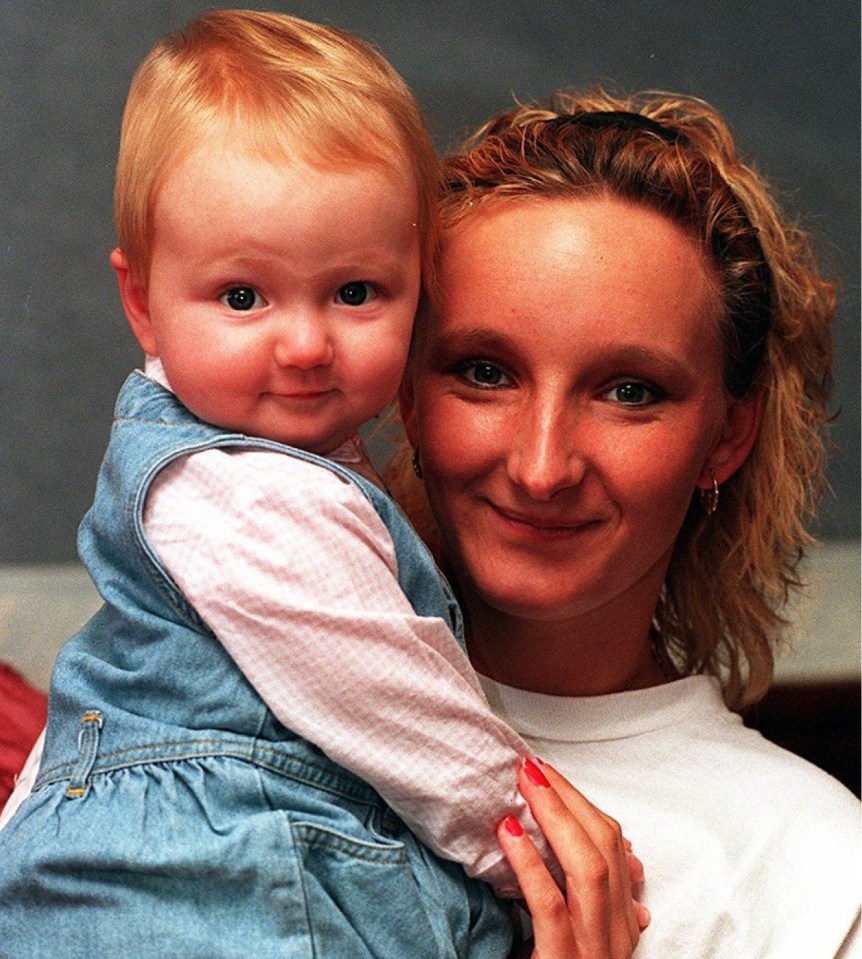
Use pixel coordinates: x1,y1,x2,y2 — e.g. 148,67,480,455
463,574,596,625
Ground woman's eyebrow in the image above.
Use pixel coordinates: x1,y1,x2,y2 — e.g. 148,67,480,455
431,332,694,374
596,344,692,376
429,329,517,357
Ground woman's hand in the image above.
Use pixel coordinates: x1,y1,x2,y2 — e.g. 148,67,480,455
498,757,648,959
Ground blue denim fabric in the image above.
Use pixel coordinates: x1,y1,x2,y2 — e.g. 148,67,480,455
0,373,511,958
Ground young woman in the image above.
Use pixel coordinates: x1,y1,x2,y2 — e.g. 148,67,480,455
395,89,861,957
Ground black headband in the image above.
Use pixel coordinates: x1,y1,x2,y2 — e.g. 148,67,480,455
546,110,685,146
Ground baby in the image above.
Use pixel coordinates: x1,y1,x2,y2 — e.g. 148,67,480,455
0,11,559,957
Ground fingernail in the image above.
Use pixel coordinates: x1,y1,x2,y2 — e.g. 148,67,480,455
523,756,550,787
502,815,524,837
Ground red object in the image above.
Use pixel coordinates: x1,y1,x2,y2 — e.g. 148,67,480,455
502,815,524,837
0,663,48,810
522,756,551,788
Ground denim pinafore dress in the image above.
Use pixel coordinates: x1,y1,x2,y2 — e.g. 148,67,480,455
0,373,511,958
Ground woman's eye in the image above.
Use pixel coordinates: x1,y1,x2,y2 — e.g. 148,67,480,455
605,381,662,406
221,286,263,311
455,360,511,388
336,282,376,306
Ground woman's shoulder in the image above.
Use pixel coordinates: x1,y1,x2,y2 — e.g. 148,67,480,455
627,678,859,957
671,676,858,819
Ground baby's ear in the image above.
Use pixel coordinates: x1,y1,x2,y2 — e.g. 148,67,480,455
699,389,765,488
110,248,157,356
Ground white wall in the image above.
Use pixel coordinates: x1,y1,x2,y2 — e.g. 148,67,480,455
2,542,858,692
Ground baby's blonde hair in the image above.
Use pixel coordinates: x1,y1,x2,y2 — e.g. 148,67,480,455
114,9,439,289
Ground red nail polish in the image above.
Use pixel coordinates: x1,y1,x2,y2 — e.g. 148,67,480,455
523,756,551,787
502,815,524,837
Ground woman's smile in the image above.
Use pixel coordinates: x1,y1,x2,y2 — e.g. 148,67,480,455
484,498,610,540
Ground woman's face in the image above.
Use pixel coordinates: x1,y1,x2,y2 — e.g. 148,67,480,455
402,195,757,628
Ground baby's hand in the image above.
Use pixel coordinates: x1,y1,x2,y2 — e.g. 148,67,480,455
497,757,648,959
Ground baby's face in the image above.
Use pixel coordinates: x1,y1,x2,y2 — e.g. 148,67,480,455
127,142,420,454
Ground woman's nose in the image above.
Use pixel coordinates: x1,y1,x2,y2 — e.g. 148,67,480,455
273,313,334,370
507,400,586,500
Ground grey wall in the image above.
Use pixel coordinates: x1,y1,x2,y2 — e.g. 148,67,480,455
1,1,858,562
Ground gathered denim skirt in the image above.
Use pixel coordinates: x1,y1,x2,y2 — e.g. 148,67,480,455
0,736,511,958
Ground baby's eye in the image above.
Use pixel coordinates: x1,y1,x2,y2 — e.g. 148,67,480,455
604,381,663,406
221,286,264,311
455,360,512,389
336,282,376,306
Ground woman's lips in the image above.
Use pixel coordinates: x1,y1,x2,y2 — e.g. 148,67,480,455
487,501,605,536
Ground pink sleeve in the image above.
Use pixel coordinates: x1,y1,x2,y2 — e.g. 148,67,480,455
143,447,559,896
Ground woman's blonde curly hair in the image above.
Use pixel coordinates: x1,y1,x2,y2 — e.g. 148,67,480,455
393,89,834,709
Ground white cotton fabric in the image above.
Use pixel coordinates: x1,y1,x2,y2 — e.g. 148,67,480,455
479,673,862,958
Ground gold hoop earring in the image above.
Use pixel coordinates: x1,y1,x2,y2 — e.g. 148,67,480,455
699,469,720,515
411,446,423,479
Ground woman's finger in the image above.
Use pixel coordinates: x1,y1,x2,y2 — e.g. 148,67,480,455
496,814,578,957
518,757,644,956
534,760,649,936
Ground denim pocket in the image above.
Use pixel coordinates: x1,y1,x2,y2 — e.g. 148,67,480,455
290,820,450,958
